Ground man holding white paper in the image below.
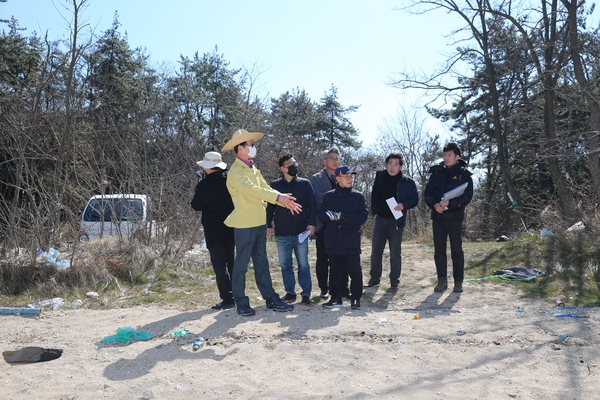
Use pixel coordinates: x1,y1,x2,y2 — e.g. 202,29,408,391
267,154,316,305
424,143,473,293
365,153,419,290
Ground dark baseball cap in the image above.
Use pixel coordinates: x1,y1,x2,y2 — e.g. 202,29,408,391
335,166,357,176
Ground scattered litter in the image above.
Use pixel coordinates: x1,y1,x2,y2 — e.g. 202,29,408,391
457,330,466,336
36,247,70,269
540,228,554,238
101,327,153,343
0,307,41,315
71,299,84,308
496,235,510,242
3,347,62,363
86,291,99,298
28,298,63,310
516,306,525,312
192,337,204,351
558,335,569,344
566,221,585,232
553,313,589,319
413,314,420,320
494,267,545,281
556,299,565,307
377,318,388,324
171,328,191,337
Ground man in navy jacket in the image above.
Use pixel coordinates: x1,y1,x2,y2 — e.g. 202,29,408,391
424,143,473,293
365,153,419,291
318,166,369,310
267,154,317,305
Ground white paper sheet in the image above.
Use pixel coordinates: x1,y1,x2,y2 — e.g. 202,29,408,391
386,197,404,220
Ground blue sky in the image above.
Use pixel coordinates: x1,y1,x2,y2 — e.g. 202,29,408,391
2,0,460,146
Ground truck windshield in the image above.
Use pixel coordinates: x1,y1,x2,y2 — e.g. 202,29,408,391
82,198,144,222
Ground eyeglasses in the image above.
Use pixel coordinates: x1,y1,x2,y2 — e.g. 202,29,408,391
327,157,340,161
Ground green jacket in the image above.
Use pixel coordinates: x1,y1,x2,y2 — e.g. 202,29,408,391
224,158,283,228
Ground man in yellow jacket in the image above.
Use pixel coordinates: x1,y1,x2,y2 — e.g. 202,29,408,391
222,129,302,316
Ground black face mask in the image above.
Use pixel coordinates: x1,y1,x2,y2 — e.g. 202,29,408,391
286,164,299,176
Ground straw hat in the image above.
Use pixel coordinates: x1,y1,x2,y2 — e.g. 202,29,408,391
196,151,227,170
221,129,264,151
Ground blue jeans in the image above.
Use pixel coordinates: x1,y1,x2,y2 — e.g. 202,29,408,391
232,225,277,308
369,216,404,283
276,235,312,296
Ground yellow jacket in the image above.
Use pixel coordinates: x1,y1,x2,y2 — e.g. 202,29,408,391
224,158,284,228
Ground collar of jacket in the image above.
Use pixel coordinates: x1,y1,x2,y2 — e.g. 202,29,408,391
335,186,353,195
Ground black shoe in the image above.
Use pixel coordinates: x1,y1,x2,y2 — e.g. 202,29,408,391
237,306,256,316
211,301,235,310
266,296,294,312
351,300,361,310
282,293,297,304
301,296,314,305
322,299,343,309
364,279,380,288
390,281,399,291
434,277,448,293
319,290,329,299
453,281,463,293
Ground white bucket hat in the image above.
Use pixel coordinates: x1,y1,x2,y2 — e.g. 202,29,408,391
196,151,227,170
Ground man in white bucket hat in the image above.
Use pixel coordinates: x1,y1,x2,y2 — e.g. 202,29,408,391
191,151,235,310
222,129,302,316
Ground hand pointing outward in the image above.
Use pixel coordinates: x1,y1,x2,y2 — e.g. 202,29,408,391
279,194,303,215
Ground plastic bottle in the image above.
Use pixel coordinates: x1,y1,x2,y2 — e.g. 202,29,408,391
192,337,204,351
516,306,524,312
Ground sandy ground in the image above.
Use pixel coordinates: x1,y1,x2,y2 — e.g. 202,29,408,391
1,243,599,399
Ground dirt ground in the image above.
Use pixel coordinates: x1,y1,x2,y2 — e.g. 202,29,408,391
1,243,598,399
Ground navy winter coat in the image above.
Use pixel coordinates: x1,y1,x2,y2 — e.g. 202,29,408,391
424,159,473,221
266,176,317,236
318,186,369,255
371,170,419,228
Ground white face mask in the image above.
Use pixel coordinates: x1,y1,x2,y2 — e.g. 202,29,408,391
248,145,257,158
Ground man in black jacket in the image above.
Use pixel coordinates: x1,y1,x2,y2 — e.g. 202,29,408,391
267,154,317,305
318,166,369,310
365,153,419,291
424,143,473,293
191,152,235,310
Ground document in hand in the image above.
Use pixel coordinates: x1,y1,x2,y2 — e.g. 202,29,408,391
298,229,310,243
385,197,404,220
441,182,469,202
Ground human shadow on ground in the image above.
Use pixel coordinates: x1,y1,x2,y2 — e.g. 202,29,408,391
102,303,344,381
361,285,398,310
401,290,461,318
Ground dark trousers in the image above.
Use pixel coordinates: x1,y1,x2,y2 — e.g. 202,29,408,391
316,232,349,293
329,254,362,302
369,216,404,283
432,219,464,282
207,242,234,302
